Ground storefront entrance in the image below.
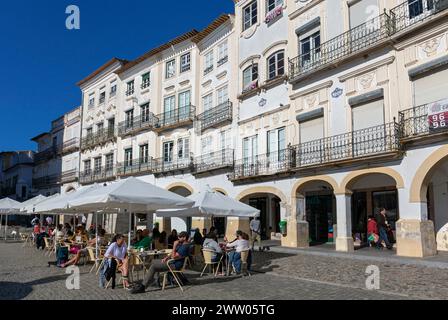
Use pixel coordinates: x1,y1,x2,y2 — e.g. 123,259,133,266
351,189,398,245
248,195,281,240
306,193,335,245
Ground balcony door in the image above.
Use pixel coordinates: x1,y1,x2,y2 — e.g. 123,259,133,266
178,91,191,120
348,0,380,51
243,135,258,175
352,99,385,156
408,0,435,20
298,117,324,166
163,141,174,164
178,138,190,166
124,148,133,168
164,96,175,125
125,109,134,129
299,31,320,71
267,127,286,169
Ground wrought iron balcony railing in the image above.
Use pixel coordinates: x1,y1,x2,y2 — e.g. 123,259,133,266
229,149,294,181
292,122,401,168
61,169,79,183
399,99,448,140
197,101,233,132
217,56,228,67
391,0,448,33
141,80,151,90
194,149,234,174
152,154,194,175
289,13,392,83
62,138,80,154
116,159,153,176
117,114,158,137
79,166,116,184
34,145,62,163
33,174,62,188
81,128,116,150
153,105,196,132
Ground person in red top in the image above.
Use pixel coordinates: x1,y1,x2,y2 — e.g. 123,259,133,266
367,215,379,246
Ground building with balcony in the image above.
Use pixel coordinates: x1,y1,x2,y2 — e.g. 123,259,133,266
31,116,64,196
77,58,128,186
61,106,82,192
61,0,448,257
0,151,34,201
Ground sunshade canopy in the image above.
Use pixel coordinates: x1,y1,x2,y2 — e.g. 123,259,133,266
156,188,260,218
0,197,21,214
68,177,195,213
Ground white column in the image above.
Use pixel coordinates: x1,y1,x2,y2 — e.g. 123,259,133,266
336,194,354,252
398,188,427,220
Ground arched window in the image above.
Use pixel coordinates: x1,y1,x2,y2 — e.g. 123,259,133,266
267,50,285,80
242,64,259,90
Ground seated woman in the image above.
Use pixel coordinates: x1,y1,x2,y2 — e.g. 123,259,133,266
51,224,64,243
203,232,224,275
61,229,108,268
103,234,130,289
167,229,178,249
225,231,250,274
134,229,152,251
131,230,143,246
131,232,190,294
69,226,89,244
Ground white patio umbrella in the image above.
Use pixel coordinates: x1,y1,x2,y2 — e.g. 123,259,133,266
67,177,195,244
0,197,21,241
156,188,260,219
19,195,48,214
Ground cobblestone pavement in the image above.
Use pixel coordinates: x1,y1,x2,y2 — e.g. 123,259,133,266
0,242,442,300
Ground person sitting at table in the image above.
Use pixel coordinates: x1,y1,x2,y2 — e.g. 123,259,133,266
168,229,178,249
130,231,191,294
69,226,88,244
155,231,167,250
51,224,64,242
103,234,130,289
209,226,219,242
63,223,73,237
131,229,143,245
203,232,224,275
61,229,108,268
225,231,250,274
134,229,152,250
192,228,204,246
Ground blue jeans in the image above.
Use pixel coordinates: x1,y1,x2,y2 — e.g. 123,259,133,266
228,251,252,273
377,228,391,248
99,258,111,288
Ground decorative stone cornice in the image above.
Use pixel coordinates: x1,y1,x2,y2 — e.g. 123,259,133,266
338,56,395,82
290,80,333,100
289,0,324,20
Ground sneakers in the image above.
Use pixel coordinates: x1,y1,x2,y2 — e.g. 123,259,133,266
130,284,146,294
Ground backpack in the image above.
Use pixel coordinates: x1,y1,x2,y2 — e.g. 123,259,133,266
56,246,69,267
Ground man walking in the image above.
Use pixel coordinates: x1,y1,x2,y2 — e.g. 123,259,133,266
250,217,262,251
376,208,393,250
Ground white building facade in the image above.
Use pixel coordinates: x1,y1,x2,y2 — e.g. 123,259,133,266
69,0,448,257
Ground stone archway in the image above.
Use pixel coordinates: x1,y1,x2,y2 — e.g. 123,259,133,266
340,167,404,194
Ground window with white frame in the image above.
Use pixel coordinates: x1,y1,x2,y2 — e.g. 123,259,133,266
204,51,214,75
266,0,283,13
243,135,258,163
141,103,150,123
163,141,174,163
203,93,213,112
88,94,95,108
84,160,91,174
99,89,106,104
110,81,117,97
166,59,176,79
177,137,190,160
267,50,285,80
408,0,434,19
267,127,286,161
105,154,114,171
242,64,259,91
126,80,135,96
217,86,229,106
125,109,134,129
201,136,213,155
139,144,149,164
141,72,150,89
220,129,232,150
94,157,102,174
124,148,133,167
217,42,228,65
180,53,191,73
300,31,321,68
243,1,258,31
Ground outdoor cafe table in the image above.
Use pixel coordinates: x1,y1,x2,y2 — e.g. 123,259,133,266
127,249,172,281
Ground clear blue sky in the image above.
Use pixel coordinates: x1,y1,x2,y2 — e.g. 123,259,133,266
0,0,234,152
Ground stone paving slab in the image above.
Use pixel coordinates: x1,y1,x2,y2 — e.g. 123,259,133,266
0,242,439,300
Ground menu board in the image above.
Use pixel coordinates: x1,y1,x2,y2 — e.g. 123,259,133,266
428,98,448,133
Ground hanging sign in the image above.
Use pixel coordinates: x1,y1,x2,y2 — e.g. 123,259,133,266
428,98,448,133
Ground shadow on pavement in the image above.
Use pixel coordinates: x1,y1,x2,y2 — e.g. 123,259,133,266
0,275,67,300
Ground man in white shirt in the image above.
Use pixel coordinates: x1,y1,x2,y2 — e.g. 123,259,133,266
250,217,262,251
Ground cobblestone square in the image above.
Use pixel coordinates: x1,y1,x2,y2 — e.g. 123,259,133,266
1,242,447,300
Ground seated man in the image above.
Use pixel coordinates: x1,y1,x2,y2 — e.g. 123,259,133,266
134,229,152,251
130,231,190,294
